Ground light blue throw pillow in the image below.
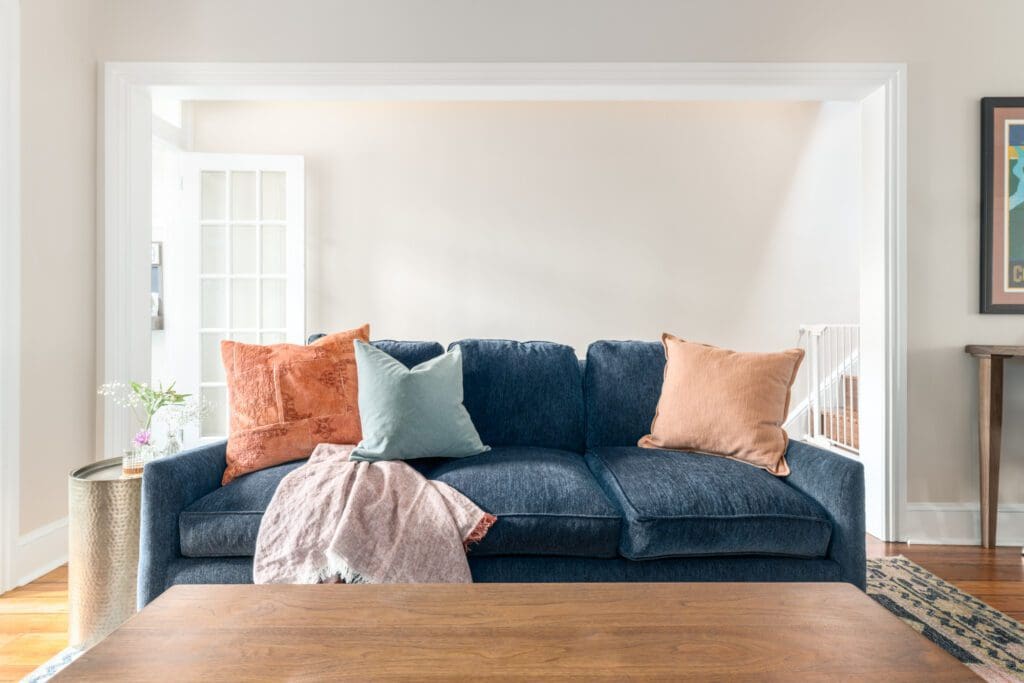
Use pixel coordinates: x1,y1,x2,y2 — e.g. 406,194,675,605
350,340,490,462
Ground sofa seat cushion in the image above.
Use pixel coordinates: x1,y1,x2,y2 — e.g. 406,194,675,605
585,447,832,560
180,460,306,557
180,456,443,558
430,447,622,558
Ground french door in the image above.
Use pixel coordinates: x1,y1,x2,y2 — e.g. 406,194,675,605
172,154,305,445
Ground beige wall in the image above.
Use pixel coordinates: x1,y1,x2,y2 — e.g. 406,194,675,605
16,0,1024,536
189,99,860,362
18,0,96,533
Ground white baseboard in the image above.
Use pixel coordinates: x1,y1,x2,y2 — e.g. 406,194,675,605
12,516,68,587
904,503,1024,546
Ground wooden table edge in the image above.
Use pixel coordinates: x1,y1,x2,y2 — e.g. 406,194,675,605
965,344,1024,358
57,581,973,681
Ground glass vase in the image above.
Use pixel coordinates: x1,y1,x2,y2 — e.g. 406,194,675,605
121,444,159,478
121,448,144,478
162,429,184,457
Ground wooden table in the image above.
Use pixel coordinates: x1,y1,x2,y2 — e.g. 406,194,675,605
58,583,972,681
965,345,1024,547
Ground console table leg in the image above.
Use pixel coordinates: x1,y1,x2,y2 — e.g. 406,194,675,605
978,356,1004,548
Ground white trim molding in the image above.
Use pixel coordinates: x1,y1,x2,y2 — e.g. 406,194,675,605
102,61,909,540
887,65,909,543
101,64,153,457
114,61,902,102
13,517,69,588
0,0,21,594
905,503,1024,546
862,66,908,542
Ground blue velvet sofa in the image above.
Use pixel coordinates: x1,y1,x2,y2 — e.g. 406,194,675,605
138,339,865,607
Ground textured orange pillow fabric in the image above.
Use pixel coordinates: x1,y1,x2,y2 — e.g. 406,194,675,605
220,325,370,485
639,334,804,476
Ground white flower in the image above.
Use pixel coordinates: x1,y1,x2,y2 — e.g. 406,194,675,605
97,382,142,409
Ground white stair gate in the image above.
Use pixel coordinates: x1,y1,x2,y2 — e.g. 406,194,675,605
795,324,860,455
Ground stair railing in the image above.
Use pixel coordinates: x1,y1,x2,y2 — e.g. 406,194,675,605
796,324,860,455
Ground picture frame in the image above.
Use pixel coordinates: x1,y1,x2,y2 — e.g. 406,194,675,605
981,97,1024,313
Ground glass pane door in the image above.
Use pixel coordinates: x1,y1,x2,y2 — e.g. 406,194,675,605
177,155,304,443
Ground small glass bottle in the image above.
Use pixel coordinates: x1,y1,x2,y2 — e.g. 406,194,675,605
162,429,183,457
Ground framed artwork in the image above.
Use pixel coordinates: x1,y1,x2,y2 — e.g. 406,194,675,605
981,97,1024,313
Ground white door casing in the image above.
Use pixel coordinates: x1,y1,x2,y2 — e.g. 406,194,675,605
101,62,907,540
0,0,20,592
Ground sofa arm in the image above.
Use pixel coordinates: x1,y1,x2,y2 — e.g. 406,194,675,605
137,440,227,607
783,440,866,590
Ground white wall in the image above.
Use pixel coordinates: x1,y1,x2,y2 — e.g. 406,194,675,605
14,0,1024,559
189,100,860,361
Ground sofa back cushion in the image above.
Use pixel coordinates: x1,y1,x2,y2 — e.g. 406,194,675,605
451,339,584,452
307,334,444,369
584,340,665,448
370,340,445,368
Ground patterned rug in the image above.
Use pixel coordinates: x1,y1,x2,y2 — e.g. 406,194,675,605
868,556,1024,682
21,646,82,682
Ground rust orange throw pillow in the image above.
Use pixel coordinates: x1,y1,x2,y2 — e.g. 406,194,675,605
220,325,370,485
639,334,804,477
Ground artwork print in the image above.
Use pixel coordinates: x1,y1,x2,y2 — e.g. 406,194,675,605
981,98,1024,312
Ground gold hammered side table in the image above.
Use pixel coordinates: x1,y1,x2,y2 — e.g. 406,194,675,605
68,457,142,649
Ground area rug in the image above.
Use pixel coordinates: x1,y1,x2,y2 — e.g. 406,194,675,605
20,646,82,682
868,556,1024,681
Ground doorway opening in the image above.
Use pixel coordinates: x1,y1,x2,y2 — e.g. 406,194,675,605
151,106,305,448
101,63,907,541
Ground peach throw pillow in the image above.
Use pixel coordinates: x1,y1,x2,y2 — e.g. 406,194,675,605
639,334,804,476
220,325,370,485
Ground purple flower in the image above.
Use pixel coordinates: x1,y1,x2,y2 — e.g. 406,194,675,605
133,429,151,446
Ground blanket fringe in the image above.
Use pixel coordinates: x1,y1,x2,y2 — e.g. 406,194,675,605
299,553,370,585
464,513,497,550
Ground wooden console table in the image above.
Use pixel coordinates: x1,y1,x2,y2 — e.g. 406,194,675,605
965,345,1023,547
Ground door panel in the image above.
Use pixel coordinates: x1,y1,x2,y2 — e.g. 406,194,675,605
173,154,305,445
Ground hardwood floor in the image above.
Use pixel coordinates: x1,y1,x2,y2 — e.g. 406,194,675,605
0,542,1021,679
0,566,68,681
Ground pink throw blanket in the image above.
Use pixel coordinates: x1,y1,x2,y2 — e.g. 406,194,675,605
253,444,496,584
